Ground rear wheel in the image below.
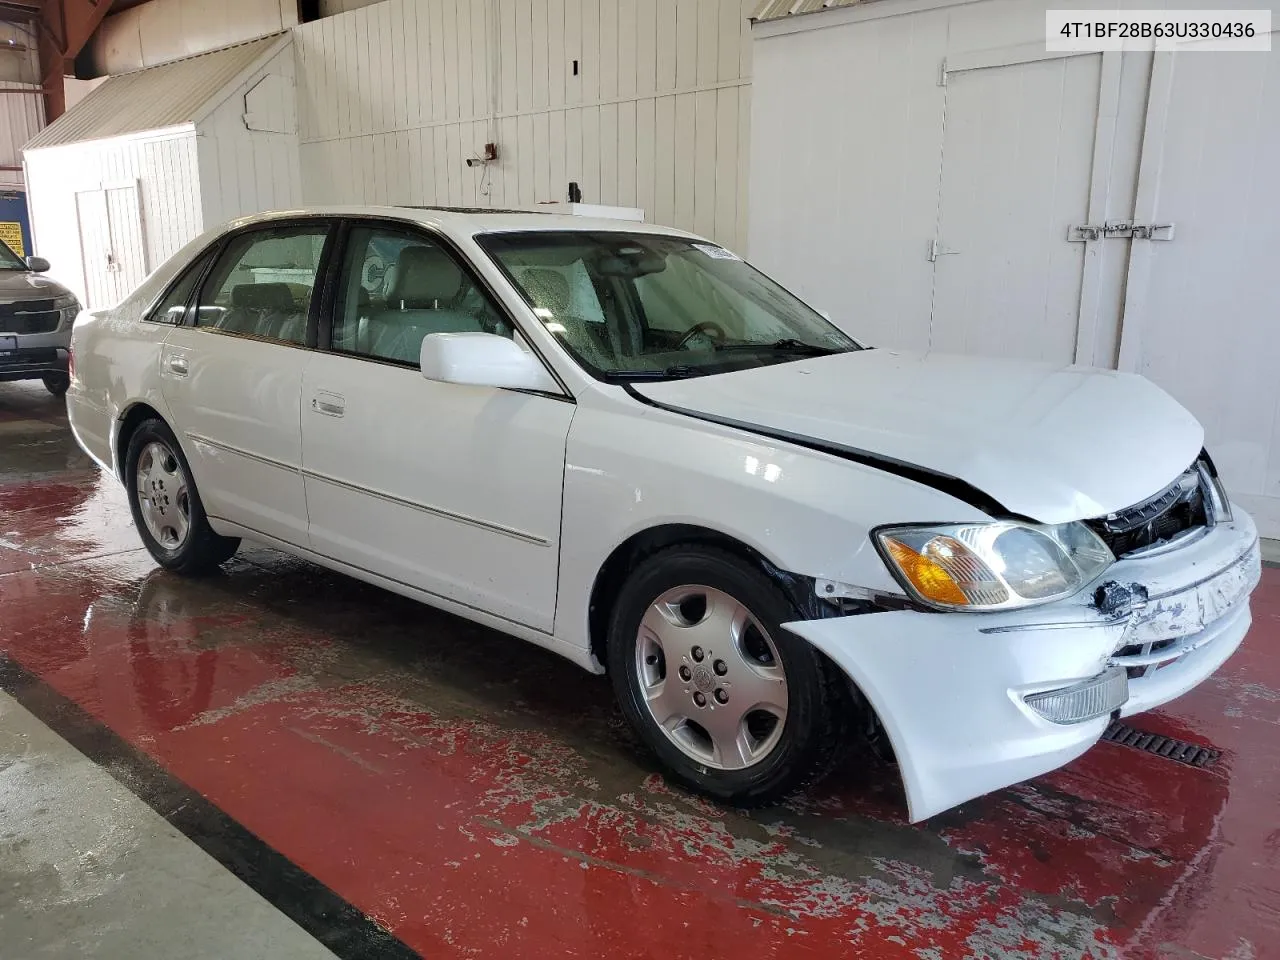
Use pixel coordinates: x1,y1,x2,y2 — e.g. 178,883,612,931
125,418,240,575
42,372,69,396
607,545,852,805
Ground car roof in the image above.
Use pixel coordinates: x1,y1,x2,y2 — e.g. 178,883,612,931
219,205,707,242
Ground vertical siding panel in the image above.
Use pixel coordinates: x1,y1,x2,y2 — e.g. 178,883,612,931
456,0,474,119
655,0,676,93
418,0,434,125
409,121,425,202
532,0,550,110
445,123,462,204
675,1,696,90
379,4,396,132
673,92,695,231
693,89,716,237
433,126,449,201
516,113,536,204
581,106,600,203
430,0,448,124
713,88,737,245
564,0,581,106
566,107,583,190
580,0,599,103
497,116,519,205
516,0,534,112
473,0,490,121
355,11,371,135
533,111,551,202
636,97,656,219
335,18,353,137
599,102,618,203
600,0,618,100
618,0,637,99
405,1,422,127
696,0,718,88
738,0,753,80
392,5,409,131
548,0,566,108
442,0,460,120
654,94,675,226
499,0,518,115
548,109,567,203
636,0,656,96
617,99,636,207
718,0,741,82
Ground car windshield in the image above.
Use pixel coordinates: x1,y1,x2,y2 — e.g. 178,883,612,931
477,231,860,381
0,241,26,270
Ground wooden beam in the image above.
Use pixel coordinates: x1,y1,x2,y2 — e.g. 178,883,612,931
37,0,112,121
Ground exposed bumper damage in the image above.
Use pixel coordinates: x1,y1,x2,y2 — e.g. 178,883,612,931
785,510,1261,822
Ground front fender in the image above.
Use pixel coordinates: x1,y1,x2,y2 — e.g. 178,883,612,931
554,391,989,653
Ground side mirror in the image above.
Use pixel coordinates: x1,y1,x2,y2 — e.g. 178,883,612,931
26,256,49,273
421,332,558,393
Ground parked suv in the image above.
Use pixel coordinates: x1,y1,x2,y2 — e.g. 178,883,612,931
0,241,79,396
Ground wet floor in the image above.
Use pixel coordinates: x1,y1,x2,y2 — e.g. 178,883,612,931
1,380,1278,960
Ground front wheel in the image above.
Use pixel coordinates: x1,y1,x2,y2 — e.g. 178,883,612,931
42,372,69,396
125,418,240,575
607,545,852,805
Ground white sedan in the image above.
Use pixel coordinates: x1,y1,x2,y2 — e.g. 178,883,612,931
66,207,1261,821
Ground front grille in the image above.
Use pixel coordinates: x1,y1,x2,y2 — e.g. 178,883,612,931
0,300,61,335
1085,463,1208,557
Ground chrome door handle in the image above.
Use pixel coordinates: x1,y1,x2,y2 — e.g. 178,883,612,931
311,395,345,417
166,356,189,377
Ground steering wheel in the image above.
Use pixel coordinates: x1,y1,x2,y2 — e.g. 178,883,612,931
675,320,727,350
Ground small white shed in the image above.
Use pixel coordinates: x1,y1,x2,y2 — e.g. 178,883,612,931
23,34,301,310
749,0,1280,536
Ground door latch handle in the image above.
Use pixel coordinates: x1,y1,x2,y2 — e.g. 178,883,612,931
312,396,345,417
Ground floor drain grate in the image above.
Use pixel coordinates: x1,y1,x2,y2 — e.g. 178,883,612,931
1101,721,1220,768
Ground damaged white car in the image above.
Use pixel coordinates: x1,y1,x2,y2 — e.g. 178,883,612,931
66,207,1261,820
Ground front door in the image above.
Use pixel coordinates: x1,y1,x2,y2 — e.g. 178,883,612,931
300,222,574,632
160,221,334,547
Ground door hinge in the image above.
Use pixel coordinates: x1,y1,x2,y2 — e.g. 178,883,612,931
928,239,961,262
1068,221,1176,242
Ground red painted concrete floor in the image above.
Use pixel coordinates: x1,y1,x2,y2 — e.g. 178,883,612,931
2,383,1279,960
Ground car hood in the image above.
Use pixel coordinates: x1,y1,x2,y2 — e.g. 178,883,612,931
0,269,71,300
631,350,1205,524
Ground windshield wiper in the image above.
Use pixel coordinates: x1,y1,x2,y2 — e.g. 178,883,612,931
603,365,704,382
714,338,844,356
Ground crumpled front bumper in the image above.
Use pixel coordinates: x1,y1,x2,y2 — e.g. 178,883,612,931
784,509,1261,822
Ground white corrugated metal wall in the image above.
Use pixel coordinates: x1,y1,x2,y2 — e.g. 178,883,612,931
0,87,44,190
748,0,1280,535
294,0,755,249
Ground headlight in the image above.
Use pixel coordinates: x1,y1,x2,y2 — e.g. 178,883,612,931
875,521,1114,611
53,293,79,327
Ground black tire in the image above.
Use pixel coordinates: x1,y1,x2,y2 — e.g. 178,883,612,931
124,418,240,575
607,545,853,806
42,372,70,396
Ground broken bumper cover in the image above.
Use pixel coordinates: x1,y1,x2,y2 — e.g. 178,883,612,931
784,509,1260,822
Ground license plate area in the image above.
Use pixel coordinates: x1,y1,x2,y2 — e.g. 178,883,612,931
0,335,15,356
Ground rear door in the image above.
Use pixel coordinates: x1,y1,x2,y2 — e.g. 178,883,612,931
160,220,335,547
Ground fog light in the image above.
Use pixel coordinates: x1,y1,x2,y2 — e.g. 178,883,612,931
1025,668,1128,724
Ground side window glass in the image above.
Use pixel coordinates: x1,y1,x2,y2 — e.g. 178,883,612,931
148,249,215,324
195,225,329,345
333,226,511,364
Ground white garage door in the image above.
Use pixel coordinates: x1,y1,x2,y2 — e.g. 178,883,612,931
930,51,1105,364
